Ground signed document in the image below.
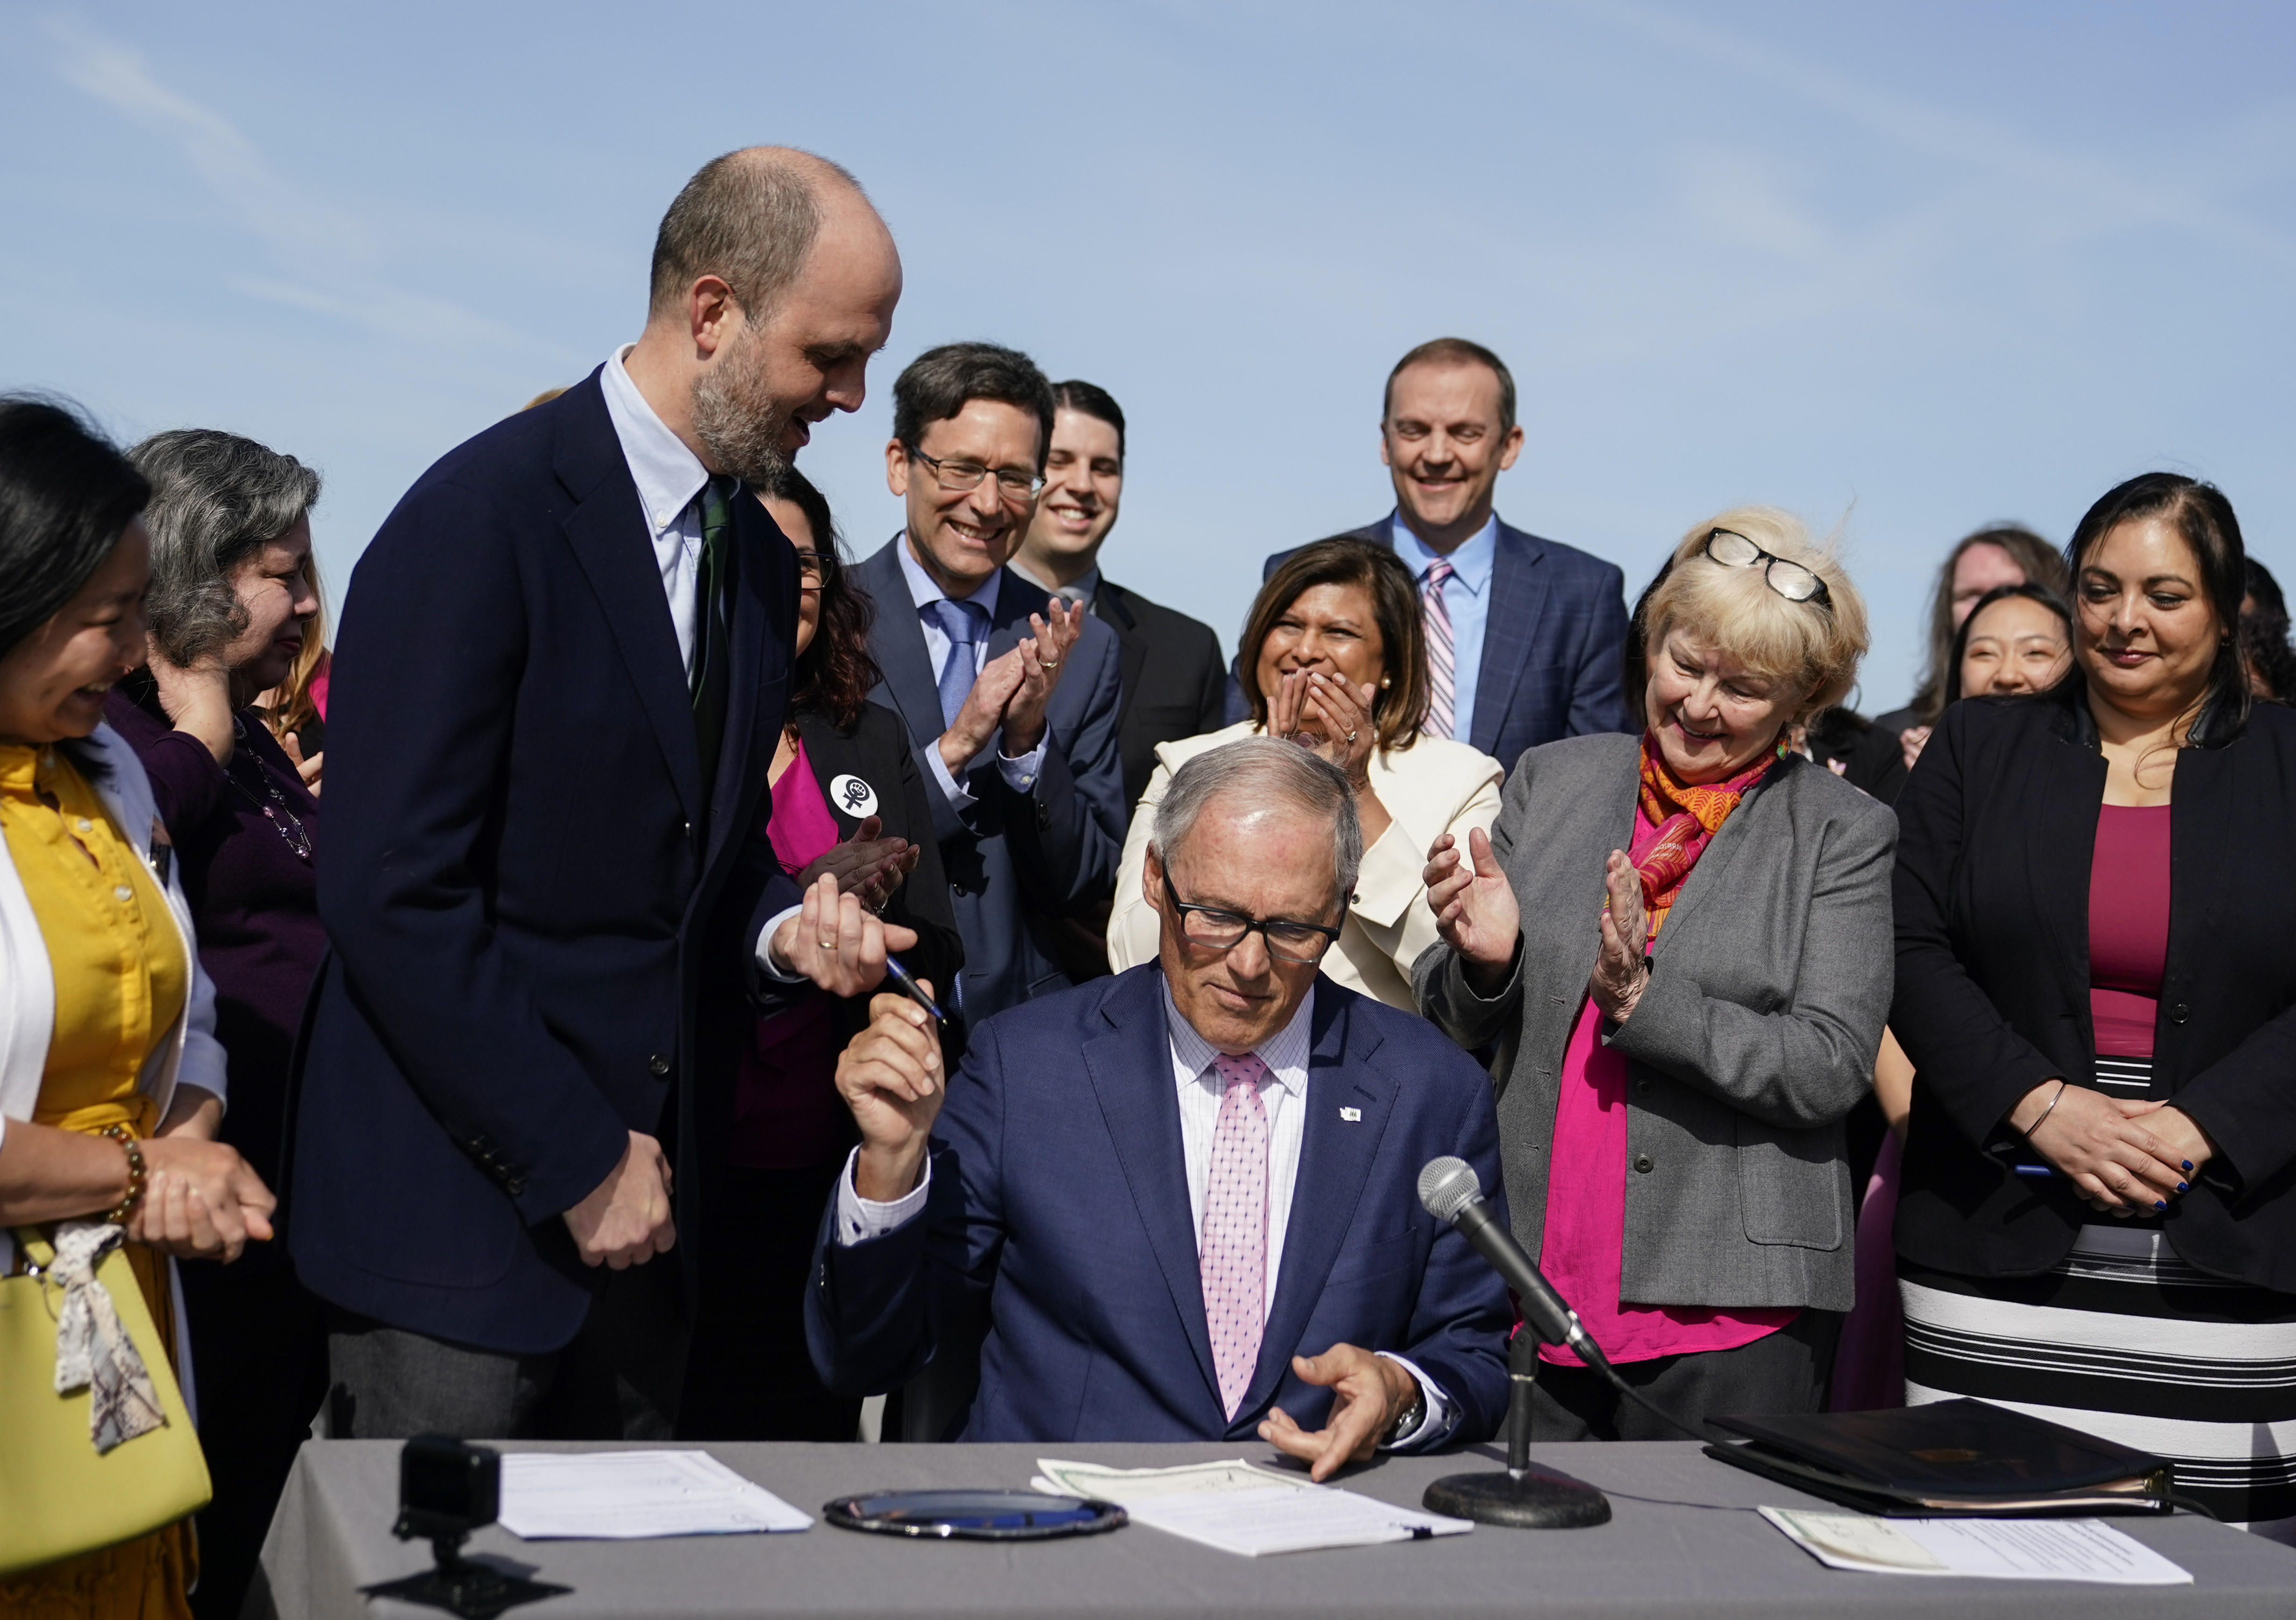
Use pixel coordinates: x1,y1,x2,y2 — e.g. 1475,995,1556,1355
498,1451,813,1540
1761,1506,2193,1584
1033,1458,1469,1556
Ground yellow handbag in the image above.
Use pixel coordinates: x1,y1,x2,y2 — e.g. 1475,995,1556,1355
0,1227,212,1578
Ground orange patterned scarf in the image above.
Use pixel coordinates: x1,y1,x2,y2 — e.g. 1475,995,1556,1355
1631,733,1780,940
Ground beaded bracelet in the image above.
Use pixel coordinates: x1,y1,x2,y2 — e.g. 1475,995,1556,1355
98,1124,147,1226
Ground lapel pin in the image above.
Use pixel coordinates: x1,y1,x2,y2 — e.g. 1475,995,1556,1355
1339,1107,1362,1123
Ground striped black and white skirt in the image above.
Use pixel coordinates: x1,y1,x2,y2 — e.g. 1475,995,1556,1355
1901,1221,2296,1531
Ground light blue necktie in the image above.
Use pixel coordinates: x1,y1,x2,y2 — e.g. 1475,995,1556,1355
926,598,991,729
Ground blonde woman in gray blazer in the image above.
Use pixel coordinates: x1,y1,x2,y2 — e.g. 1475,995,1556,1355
1415,508,1895,1439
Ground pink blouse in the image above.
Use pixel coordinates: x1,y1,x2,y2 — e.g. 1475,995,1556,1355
2089,805,2172,1059
1534,805,1799,1365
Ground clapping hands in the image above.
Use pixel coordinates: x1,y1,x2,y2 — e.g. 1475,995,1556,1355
1424,828,1521,996
936,598,1085,773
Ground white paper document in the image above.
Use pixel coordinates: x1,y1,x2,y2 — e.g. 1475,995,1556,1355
498,1450,813,1540
1033,1457,1469,1556
1761,1506,2193,1584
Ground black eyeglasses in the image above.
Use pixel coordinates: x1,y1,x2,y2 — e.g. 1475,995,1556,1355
793,550,839,588
1161,869,1343,965
1702,528,1833,609
910,450,1045,504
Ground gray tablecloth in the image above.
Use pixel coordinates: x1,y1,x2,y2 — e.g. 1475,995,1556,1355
250,1438,2296,1620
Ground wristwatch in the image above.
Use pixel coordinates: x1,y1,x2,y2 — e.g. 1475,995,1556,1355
1383,1379,1425,1444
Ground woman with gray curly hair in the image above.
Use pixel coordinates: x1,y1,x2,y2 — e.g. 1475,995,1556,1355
100,427,328,1620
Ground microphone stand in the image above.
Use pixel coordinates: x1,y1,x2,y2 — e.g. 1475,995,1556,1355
1423,1327,1612,1528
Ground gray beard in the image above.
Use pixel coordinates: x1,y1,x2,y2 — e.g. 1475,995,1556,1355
690,335,795,487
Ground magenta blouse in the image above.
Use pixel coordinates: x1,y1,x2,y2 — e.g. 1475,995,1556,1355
1535,803,1800,1365
728,737,850,1170
2089,804,2172,1058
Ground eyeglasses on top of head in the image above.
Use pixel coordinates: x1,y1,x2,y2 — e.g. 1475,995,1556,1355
910,449,1046,503
1160,868,1342,965
1702,528,1833,610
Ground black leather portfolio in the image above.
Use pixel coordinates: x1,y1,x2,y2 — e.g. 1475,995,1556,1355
1704,1398,2175,1516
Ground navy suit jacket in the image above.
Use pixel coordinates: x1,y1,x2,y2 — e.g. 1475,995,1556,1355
1250,515,1632,768
291,371,804,1354
853,540,1127,1023
805,966,1513,1445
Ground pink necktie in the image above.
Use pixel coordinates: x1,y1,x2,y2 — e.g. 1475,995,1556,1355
1423,558,1456,739
1201,1053,1270,1421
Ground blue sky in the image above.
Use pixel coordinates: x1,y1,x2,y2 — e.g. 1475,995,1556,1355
4,1,2290,710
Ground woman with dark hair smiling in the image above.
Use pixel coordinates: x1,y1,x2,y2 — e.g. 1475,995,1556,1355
1107,538,1502,1010
676,465,963,1442
0,399,275,1618
1892,473,2296,1533
1941,582,2074,707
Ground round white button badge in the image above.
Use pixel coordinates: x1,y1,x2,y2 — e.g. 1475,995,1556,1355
827,774,878,819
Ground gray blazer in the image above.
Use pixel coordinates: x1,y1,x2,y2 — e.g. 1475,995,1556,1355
1413,733,1896,1313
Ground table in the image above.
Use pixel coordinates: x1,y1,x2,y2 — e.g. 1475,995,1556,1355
249,1438,2296,1620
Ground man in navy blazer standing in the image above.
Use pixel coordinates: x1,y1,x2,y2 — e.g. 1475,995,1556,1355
852,343,1127,1027
296,149,911,1439
808,739,1510,1468
1253,339,1632,767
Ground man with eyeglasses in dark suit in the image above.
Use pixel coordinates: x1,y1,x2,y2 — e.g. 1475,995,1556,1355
851,343,1127,1030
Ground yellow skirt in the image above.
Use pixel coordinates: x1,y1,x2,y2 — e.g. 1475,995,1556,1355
0,1243,196,1620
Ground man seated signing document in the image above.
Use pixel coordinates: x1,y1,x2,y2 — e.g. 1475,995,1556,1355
806,737,1510,1476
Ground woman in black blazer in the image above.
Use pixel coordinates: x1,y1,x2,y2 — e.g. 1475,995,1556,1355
679,468,963,1442
1893,473,2296,1530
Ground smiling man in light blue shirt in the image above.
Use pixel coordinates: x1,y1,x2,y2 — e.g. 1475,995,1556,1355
1257,339,1631,769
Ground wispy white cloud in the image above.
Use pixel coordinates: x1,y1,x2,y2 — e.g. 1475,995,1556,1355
45,13,575,362
1565,0,2296,268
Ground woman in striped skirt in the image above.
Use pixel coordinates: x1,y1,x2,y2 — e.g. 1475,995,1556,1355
1891,472,2296,1533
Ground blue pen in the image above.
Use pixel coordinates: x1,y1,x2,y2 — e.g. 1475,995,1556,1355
2012,1164,2057,1178
883,954,947,1026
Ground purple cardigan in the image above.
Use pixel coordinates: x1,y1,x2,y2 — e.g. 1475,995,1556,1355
104,685,323,1187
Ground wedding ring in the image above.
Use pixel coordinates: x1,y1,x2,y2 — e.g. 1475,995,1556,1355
1346,729,1359,743
1041,657,1059,670
818,939,838,950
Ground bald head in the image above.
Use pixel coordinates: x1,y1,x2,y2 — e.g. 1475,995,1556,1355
648,146,881,322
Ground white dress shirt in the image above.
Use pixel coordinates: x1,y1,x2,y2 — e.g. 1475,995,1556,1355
1008,555,1099,611
832,978,1447,1442
599,345,711,676
595,346,805,978
894,539,1048,809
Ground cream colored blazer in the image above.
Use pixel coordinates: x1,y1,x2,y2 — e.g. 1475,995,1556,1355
1108,721,1504,1011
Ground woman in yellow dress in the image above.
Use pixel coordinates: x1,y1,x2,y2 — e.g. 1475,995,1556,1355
0,399,277,1619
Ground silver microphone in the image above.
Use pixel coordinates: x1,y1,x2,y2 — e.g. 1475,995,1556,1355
1419,1156,1598,1359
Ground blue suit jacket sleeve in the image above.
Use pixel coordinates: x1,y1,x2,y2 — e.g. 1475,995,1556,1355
319,476,629,1221
971,618,1127,917
806,1016,1012,1397
1379,1068,1512,1449
1567,561,1633,738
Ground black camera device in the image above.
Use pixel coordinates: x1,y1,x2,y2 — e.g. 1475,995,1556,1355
359,1436,567,1620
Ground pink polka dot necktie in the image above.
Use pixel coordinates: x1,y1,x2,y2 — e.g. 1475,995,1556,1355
1201,1053,1271,1421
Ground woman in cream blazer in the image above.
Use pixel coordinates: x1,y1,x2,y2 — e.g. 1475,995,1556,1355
1109,540,1502,1010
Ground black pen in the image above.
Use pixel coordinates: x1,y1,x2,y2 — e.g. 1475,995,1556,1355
883,954,946,1026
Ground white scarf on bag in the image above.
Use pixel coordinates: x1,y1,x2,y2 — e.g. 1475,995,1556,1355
46,1219,167,1452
